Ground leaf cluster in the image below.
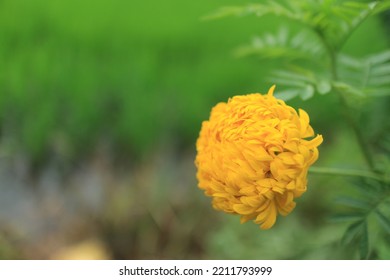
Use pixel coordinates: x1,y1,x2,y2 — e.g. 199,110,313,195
332,179,390,259
338,50,390,97
206,0,390,101
207,0,389,50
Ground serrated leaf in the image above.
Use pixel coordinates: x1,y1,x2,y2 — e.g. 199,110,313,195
377,239,390,259
317,80,332,94
339,54,363,68
271,77,308,88
370,91,390,97
332,81,365,96
372,0,390,15
204,1,296,21
335,196,372,210
342,220,364,245
338,50,390,97
359,221,369,259
367,50,390,64
370,75,390,86
371,63,390,76
206,0,385,51
375,210,390,234
315,0,381,49
234,29,324,61
274,89,300,101
300,84,315,100
246,1,296,19
271,70,315,89
270,66,331,100
353,180,384,198
329,213,364,223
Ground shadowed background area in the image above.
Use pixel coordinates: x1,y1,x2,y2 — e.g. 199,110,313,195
0,0,389,259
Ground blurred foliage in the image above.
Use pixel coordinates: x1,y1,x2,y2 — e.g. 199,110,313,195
0,0,274,163
207,0,390,101
0,0,389,260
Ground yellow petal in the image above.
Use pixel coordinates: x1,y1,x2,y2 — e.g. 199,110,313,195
212,192,231,198
267,85,276,96
278,152,296,165
304,134,323,149
195,85,323,230
240,213,257,224
233,203,255,215
240,195,265,208
298,109,310,136
260,202,277,229
239,186,257,195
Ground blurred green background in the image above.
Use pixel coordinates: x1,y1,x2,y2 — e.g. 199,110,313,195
0,0,389,259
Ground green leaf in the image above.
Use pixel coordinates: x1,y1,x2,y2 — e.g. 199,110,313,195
206,0,386,50
340,220,370,259
369,75,390,86
270,66,331,100
274,89,301,101
329,213,364,223
317,80,332,94
332,81,365,97
234,29,324,61
359,221,369,259
372,0,390,15
342,220,364,245
367,50,390,64
202,6,246,20
272,70,314,86
371,63,390,76
335,196,372,210
331,1,382,49
338,50,390,97
300,84,315,100
377,238,390,259
375,210,390,234
353,179,385,198
203,1,297,21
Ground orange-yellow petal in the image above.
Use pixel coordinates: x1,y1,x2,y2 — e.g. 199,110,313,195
195,85,322,230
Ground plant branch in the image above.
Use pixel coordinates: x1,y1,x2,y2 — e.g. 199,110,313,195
318,31,376,170
309,166,388,183
334,88,375,170
329,50,375,170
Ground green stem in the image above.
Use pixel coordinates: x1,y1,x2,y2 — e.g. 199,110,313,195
335,89,375,170
322,35,376,170
309,166,388,183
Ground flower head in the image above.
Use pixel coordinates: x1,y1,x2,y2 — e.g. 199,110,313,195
195,86,323,229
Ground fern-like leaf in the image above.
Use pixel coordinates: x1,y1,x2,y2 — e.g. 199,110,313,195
341,220,365,245
359,221,369,259
329,212,366,222
335,179,390,259
203,1,297,21
270,67,331,100
335,196,373,211
205,1,390,50
234,28,325,61
338,50,390,97
375,209,390,234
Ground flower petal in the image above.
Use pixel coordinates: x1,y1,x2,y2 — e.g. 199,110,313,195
195,85,322,229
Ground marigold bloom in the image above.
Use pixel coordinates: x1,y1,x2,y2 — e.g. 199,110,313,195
195,86,323,229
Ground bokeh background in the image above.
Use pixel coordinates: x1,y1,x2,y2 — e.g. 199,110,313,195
0,0,389,259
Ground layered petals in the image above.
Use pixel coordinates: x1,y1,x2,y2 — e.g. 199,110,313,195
195,86,323,229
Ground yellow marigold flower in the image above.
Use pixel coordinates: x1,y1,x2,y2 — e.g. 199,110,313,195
195,86,323,229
